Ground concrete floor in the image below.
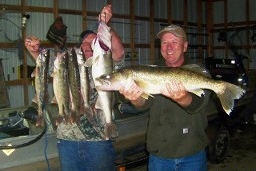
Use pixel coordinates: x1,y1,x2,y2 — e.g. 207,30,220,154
2,124,255,171
132,124,256,171
207,124,256,171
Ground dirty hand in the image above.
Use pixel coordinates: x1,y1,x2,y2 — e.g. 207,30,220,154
24,36,41,53
99,4,112,24
161,81,192,106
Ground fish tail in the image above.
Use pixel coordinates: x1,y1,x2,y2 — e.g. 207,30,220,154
71,110,79,124
216,82,245,115
104,123,112,140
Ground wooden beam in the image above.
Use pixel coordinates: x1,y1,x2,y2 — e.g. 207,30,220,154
206,0,214,57
150,0,155,65
183,0,188,29
130,0,135,65
167,0,172,23
224,0,228,57
21,0,29,106
197,0,203,61
82,0,87,30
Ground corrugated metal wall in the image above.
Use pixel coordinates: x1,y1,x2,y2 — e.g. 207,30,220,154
212,0,256,70
1,0,256,108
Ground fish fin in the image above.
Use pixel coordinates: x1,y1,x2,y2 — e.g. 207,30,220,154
51,96,57,104
141,93,154,99
182,64,210,77
216,82,245,115
50,71,56,77
133,80,154,99
190,89,205,97
84,56,94,67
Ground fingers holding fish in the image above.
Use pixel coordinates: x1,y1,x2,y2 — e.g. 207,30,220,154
99,4,112,23
119,80,144,101
161,81,184,98
161,81,192,106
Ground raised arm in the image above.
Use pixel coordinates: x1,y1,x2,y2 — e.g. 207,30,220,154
98,4,124,62
24,35,41,61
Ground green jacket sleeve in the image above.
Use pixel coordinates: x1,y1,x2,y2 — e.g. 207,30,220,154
183,90,211,114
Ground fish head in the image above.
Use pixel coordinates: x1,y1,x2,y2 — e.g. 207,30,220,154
95,71,126,91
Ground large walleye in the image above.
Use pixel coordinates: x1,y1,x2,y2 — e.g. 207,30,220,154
96,64,246,115
52,51,71,124
85,22,113,139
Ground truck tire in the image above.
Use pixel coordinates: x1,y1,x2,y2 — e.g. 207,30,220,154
207,126,230,163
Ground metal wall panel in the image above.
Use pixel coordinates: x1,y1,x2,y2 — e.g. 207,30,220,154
155,0,168,19
213,1,224,24
135,20,150,44
27,0,53,7
134,0,149,17
0,0,20,5
111,18,130,44
61,14,83,43
171,0,184,21
187,0,198,23
249,49,256,69
249,0,256,20
59,0,82,10
87,0,108,12
112,0,129,15
0,13,22,42
26,12,53,41
227,0,246,23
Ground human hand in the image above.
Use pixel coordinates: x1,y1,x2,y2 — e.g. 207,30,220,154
98,4,112,24
24,35,41,53
161,81,192,106
119,80,146,108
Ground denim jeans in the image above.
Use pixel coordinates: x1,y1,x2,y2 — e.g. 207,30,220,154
148,150,207,171
57,139,115,171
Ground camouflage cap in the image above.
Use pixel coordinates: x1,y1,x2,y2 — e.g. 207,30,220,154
157,24,187,41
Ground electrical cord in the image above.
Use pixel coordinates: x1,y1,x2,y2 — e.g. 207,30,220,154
0,123,46,149
43,114,52,171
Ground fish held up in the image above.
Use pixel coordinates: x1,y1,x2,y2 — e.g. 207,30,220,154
96,64,246,115
85,21,115,139
34,48,50,126
52,51,71,124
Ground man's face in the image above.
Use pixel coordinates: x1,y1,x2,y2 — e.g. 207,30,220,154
160,33,188,67
80,33,96,59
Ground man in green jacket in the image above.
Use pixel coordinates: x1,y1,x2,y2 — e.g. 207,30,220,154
119,24,210,171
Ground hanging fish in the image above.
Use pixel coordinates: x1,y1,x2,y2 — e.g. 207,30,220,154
85,22,114,139
68,48,81,123
52,51,71,124
34,48,50,126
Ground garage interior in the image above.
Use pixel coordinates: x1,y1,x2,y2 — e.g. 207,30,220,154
0,0,256,171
